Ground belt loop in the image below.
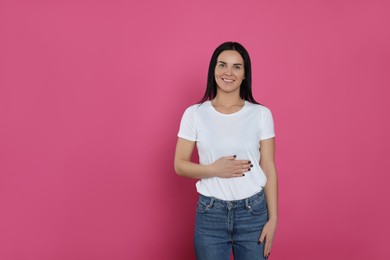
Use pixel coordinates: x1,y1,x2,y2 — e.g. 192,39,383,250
209,197,215,208
245,198,249,208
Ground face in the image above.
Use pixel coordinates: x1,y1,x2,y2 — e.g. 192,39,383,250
214,50,245,94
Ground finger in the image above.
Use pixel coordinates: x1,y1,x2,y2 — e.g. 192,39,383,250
226,155,237,160
234,159,251,164
231,164,248,172
230,172,246,178
264,240,271,257
259,230,266,245
234,168,248,175
234,161,252,168
241,165,251,171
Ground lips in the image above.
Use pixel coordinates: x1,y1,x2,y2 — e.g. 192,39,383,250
222,78,234,82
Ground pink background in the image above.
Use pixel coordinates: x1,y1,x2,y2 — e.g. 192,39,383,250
1,0,389,259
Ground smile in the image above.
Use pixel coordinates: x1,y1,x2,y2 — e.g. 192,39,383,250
222,78,234,82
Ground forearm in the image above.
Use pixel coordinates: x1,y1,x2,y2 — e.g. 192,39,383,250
174,159,212,179
262,163,278,221
174,139,251,179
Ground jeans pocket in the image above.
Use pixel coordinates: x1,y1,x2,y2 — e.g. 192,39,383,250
196,199,211,214
196,196,214,214
247,199,267,216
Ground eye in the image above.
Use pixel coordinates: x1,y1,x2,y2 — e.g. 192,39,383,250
233,65,241,70
218,63,225,68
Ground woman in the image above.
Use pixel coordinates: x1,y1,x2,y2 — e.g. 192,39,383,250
174,42,277,260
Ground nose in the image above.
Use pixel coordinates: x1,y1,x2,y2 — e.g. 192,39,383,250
223,66,233,76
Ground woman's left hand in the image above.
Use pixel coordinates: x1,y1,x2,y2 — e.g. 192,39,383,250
259,218,277,258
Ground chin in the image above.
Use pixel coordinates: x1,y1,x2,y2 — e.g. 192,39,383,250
217,86,240,93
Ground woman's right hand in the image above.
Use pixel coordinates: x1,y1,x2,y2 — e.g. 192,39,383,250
207,156,253,178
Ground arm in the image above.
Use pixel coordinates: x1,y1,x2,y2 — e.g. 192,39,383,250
174,137,252,179
174,138,211,179
258,137,278,257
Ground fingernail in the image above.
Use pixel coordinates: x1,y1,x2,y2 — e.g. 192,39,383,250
242,174,245,177
248,168,251,171
250,164,253,167
233,155,237,158
257,241,262,245
248,160,251,164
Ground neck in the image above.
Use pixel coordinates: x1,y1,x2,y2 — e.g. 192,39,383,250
212,92,244,107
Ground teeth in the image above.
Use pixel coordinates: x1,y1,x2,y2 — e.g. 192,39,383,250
223,79,234,82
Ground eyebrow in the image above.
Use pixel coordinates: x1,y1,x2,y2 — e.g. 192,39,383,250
217,61,243,66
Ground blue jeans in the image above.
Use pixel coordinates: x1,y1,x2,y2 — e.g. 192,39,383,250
194,190,268,260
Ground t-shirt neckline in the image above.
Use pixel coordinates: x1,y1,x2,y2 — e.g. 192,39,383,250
208,100,247,116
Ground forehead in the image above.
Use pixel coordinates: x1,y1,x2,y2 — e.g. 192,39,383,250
217,50,244,64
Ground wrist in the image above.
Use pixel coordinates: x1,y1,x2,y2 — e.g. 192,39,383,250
268,215,278,223
204,164,214,177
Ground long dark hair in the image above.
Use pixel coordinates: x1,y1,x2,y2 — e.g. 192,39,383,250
199,42,259,104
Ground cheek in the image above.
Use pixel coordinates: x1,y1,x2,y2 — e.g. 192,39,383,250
235,71,245,80
214,74,220,84
214,73,224,82
240,70,245,79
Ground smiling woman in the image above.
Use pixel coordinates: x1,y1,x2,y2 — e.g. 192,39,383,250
174,42,278,260
214,50,245,96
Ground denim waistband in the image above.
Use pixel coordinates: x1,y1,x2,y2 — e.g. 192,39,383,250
198,189,264,209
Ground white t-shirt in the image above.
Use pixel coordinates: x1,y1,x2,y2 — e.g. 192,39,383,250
177,101,275,200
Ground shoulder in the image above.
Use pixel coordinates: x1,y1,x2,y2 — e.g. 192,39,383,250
183,101,210,114
245,102,272,114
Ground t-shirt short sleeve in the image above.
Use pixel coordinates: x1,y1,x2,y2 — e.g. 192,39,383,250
177,105,197,142
259,107,275,140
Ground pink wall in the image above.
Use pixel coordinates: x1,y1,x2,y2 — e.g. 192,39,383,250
1,0,389,259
